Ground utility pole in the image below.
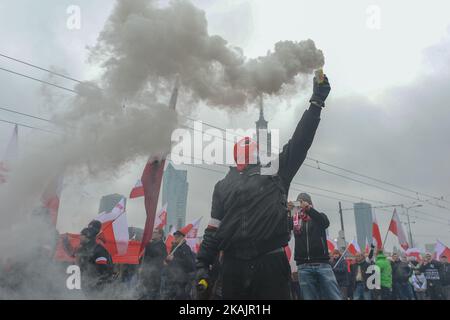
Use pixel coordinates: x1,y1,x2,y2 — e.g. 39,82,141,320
337,202,346,251
406,210,413,248
404,204,422,248
339,201,345,232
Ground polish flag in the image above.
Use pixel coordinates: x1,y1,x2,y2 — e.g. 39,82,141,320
365,238,370,255
184,217,202,238
165,217,203,254
435,240,450,260
327,237,337,253
388,209,409,251
40,174,64,226
95,197,129,256
154,204,168,230
372,213,383,249
184,217,203,253
186,237,202,254
129,179,144,199
139,157,166,254
406,247,422,262
347,239,361,256
0,124,18,184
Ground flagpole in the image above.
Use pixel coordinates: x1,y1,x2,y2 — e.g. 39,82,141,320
168,237,186,258
333,245,350,270
383,209,395,248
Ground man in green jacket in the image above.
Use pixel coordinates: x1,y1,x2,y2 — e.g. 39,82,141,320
375,250,392,300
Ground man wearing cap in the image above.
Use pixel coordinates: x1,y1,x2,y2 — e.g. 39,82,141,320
439,255,450,299
290,193,342,300
76,226,113,298
419,253,444,300
140,228,167,300
196,75,331,299
164,230,196,299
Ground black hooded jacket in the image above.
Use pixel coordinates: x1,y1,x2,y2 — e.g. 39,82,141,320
293,207,330,264
197,105,321,266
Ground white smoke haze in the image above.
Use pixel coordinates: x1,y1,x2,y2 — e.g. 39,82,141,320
90,0,324,107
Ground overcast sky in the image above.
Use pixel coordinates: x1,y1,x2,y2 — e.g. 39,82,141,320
1,0,449,250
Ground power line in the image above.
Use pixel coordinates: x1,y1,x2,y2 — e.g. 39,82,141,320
301,162,450,213
0,118,59,134
0,67,77,94
306,157,450,205
2,54,449,216
0,106,55,124
0,53,83,83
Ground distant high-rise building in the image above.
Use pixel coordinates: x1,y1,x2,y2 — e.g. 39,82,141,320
354,202,373,250
98,193,126,214
162,162,189,234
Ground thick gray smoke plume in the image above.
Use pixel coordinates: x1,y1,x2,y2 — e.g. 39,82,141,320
90,0,324,106
0,0,325,299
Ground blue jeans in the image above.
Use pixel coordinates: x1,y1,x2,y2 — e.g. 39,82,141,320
298,263,342,300
397,282,414,300
353,282,372,300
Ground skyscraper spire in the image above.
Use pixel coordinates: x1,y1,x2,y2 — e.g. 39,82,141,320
255,94,271,160
256,94,268,130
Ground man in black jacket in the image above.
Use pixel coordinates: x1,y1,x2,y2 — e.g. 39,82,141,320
76,227,113,299
292,193,341,300
350,252,373,300
140,228,167,299
196,75,331,300
419,253,444,300
331,249,350,299
391,253,414,300
439,255,450,299
165,230,196,300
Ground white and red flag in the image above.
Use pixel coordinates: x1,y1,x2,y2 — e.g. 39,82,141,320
184,217,202,238
372,212,383,249
405,247,423,262
327,237,337,253
186,237,202,254
139,157,166,254
0,124,18,184
435,240,450,260
139,79,179,254
165,217,203,254
365,238,370,255
41,174,64,226
185,217,203,252
96,197,129,256
129,179,144,199
388,209,409,251
154,204,168,230
347,239,361,256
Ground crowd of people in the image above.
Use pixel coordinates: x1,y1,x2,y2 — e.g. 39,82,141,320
61,196,450,300
326,247,449,300
1,73,449,301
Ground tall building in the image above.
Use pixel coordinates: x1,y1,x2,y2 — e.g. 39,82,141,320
162,162,189,234
255,95,271,161
98,193,126,214
354,202,373,250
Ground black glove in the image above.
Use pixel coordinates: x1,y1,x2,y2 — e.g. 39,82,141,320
195,265,210,300
310,74,331,108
